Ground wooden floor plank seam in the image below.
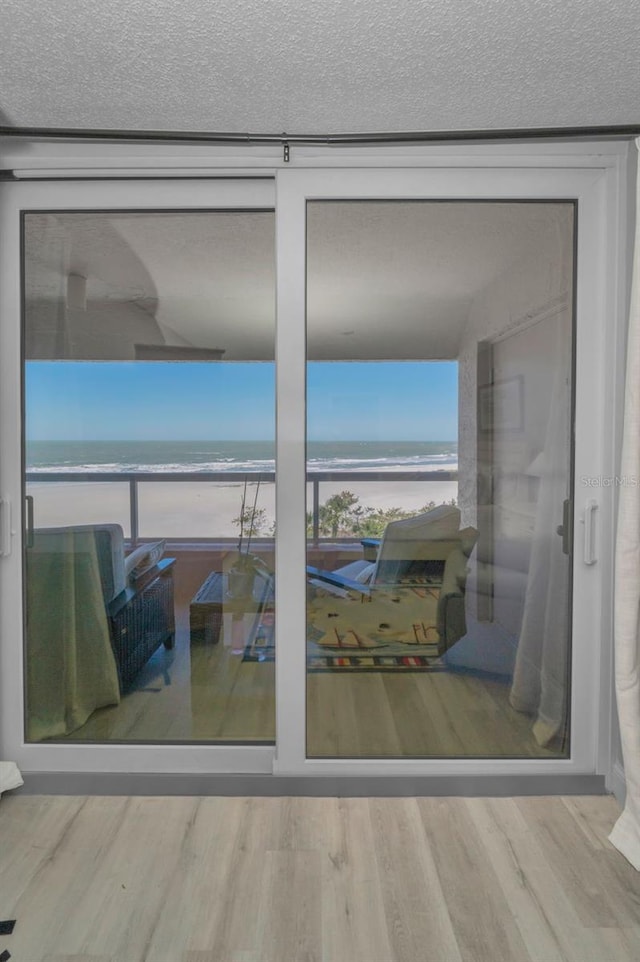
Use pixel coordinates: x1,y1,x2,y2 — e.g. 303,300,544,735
1,794,639,962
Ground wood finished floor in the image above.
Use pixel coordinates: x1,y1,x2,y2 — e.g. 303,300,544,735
55,550,559,756
0,793,637,962
60,620,556,757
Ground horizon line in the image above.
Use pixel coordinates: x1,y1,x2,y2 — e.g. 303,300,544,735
27,437,459,444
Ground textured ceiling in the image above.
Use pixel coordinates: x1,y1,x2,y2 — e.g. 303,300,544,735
0,0,639,133
24,203,571,361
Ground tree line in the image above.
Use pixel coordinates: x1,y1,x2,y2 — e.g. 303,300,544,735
234,490,457,539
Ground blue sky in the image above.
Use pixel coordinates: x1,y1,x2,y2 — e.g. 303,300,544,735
307,362,457,441
25,360,458,442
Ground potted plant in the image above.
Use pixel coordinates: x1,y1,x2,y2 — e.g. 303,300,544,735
228,478,263,598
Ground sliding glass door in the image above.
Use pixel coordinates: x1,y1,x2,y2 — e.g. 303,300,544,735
1,179,278,772
23,203,277,744
0,160,615,780
304,199,574,759
275,166,609,777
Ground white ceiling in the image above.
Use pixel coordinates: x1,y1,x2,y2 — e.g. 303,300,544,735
6,0,593,363
0,0,638,133
24,203,572,360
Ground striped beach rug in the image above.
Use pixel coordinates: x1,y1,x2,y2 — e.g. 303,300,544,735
242,608,446,671
305,652,446,672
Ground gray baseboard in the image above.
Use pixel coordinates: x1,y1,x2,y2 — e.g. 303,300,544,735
12,771,607,797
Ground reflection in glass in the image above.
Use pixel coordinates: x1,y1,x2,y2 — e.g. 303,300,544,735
23,210,276,744
306,200,574,758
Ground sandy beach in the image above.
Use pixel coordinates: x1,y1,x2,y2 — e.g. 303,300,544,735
27,477,459,539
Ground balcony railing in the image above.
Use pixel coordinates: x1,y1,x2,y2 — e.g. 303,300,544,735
25,469,458,545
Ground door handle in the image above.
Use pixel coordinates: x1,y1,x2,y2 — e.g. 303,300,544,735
0,497,11,557
555,498,573,556
582,498,598,565
25,494,34,549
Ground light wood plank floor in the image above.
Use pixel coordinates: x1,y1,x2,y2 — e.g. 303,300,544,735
0,793,637,962
57,558,559,757
44,549,559,755
64,625,555,757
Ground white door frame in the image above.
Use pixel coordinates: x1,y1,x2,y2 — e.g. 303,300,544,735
0,143,629,783
273,163,624,778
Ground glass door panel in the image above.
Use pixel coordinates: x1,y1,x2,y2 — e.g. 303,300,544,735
305,200,574,758
23,208,276,744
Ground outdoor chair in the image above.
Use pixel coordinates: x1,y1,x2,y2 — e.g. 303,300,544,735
307,505,477,654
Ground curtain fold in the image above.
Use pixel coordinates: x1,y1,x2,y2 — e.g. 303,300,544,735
609,141,640,870
509,312,571,747
26,529,121,740
0,761,23,796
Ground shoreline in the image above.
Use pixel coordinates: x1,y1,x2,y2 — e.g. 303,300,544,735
27,478,459,539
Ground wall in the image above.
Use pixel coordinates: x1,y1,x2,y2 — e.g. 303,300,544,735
25,298,166,361
458,208,574,527
457,207,574,641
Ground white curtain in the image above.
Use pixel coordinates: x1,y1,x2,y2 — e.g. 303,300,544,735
609,141,640,870
26,529,121,740
509,312,571,747
0,761,23,796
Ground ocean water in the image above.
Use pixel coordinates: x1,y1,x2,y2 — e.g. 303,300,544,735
26,439,457,474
